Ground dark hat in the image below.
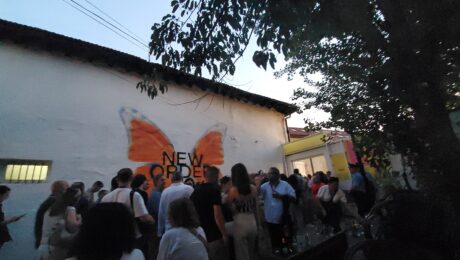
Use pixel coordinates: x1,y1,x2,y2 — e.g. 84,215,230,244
348,163,358,168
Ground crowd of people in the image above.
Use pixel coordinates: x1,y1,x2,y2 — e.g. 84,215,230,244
0,162,376,260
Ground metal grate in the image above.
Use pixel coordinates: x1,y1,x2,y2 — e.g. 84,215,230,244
1,159,51,183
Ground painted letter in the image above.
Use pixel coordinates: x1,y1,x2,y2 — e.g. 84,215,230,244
149,164,164,180
193,166,203,178
188,153,203,166
163,151,175,165
177,152,187,165
179,164,192,178
166,165,177,178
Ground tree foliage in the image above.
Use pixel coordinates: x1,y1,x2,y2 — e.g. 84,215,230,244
149,0,460,237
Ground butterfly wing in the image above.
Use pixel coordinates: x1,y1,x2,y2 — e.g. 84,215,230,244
192,123,227,165
120,107,175,192
188,123,227,183
119,107,174,162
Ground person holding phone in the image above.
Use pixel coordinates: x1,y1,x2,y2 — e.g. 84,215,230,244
259,167,296,255
0,185,25,249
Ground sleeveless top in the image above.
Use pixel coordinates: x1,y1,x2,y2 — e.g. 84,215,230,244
233,194,257,214
40,206,76,246
0,203,12,244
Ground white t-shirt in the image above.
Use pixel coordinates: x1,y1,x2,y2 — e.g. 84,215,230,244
157,227,208,260
101,188,148,218
317,185,347,204
121,249,145,260
66,248,145,260
39,206,76,245
157,183,194,235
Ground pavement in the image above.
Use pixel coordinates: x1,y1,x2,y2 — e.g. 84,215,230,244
261,217,366,260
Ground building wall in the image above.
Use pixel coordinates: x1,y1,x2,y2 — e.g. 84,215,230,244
0,43,288,259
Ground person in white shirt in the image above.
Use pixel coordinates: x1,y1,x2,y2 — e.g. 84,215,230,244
101,168,154,224
37,187,82,260
157,171,194,237
157,198,208,260
259,167,296,253
316,177,347,233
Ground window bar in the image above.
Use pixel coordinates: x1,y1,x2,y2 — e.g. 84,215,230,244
40,165,46,183
32,165,35,184
13,164,19,183
8,165,12,183
16,165,20,183
26,165,31,183
25,165,30,183
22,165,27,183
36,164,41,183
27,165,34,182
5,165,12,182
22,165,28,183
12,165,18,183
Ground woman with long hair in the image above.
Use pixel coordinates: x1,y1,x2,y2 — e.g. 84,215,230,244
157,198,208,260
131,174,149,205
67,202,144,260
37,187,82,260
226,163,259,260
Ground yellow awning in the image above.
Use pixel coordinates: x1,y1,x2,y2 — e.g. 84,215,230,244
283,133,328,156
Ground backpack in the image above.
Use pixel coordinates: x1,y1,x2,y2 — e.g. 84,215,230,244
129,190,155,235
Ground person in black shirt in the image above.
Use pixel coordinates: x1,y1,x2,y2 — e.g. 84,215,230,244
131,174,155,260
71,182,90,217
131,174,149,205
0,186,25,249
220,176,233,222
191,166,228,260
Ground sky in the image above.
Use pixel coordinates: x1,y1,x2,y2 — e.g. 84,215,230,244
0,0,329,127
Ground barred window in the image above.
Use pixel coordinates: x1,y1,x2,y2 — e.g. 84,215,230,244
1,159,51,183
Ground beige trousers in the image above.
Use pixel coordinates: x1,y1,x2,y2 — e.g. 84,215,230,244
225,213,258,260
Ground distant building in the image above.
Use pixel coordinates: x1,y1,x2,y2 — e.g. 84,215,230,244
284,128,357,188
284,127,411,189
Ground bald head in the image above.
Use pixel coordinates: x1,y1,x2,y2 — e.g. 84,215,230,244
51,180,69,196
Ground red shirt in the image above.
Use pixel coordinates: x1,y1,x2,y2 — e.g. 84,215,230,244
311,183,325,197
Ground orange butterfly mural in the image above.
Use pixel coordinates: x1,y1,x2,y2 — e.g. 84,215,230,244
120,107,227,193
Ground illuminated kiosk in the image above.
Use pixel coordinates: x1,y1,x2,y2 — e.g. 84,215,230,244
283,129,376,190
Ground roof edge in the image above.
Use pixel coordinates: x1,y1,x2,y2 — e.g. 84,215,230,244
0,19,298,115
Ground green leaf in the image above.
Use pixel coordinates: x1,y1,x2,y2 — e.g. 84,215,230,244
172,4,179,13
269,52,277,69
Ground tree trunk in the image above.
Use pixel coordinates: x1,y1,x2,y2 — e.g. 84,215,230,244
379,0,460,212
411,87,460,255
413,105,460,204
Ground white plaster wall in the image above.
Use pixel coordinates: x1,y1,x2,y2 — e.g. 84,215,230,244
0,43,288,259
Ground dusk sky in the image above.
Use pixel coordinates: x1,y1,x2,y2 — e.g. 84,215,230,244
1,0,329,126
